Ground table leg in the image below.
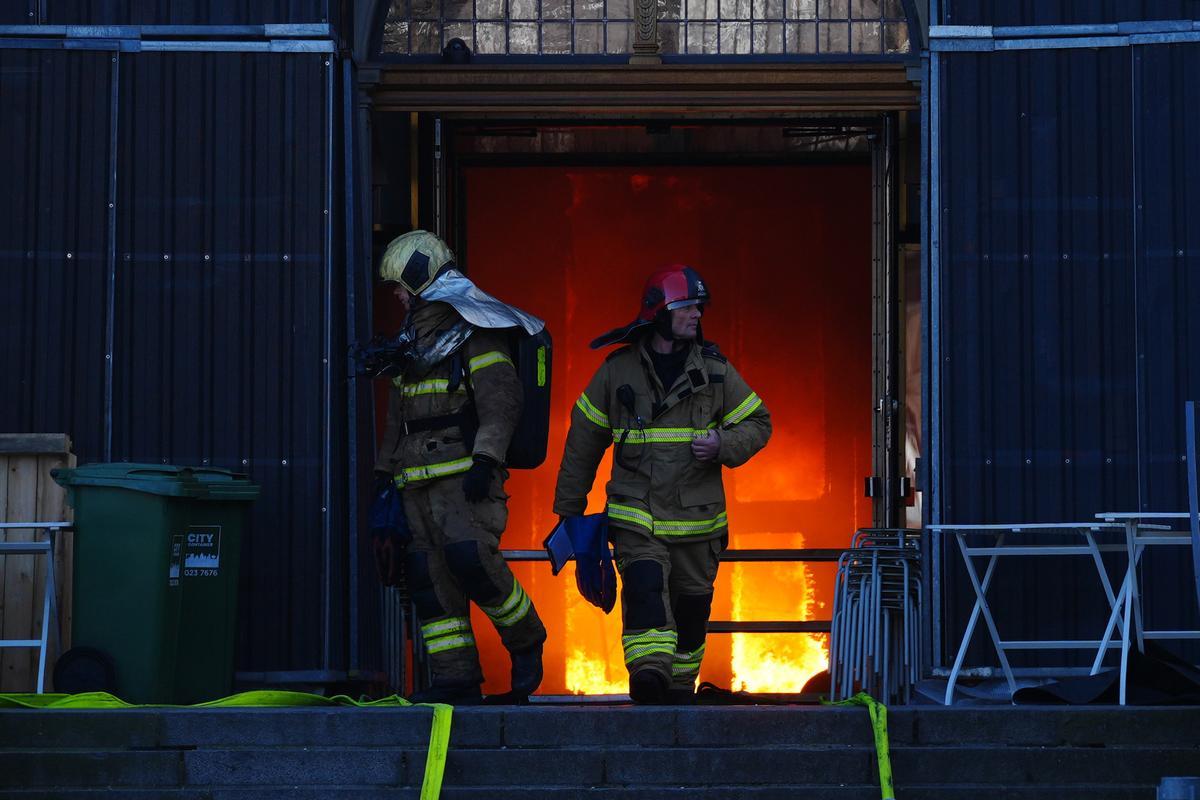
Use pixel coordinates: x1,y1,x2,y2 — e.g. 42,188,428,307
1120,565,1133,706
945,533,1005,705
958,533,1017,695
1092,575,1129,675
1127,521,1146,652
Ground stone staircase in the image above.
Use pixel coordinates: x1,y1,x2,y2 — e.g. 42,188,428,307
1,704,1197,798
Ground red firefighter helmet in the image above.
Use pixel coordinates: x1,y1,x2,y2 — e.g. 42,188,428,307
591,265,710,349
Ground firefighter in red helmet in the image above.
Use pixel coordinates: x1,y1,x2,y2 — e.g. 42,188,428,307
553,265,772,703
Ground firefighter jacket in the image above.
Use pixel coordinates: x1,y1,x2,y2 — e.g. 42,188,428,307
554,337,771,542
375,301,523,484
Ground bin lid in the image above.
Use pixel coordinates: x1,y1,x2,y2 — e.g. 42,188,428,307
51,463,260,501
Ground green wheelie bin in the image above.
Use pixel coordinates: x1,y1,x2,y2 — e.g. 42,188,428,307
51,464,259,704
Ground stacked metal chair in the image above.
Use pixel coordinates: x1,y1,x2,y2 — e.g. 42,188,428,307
830,528,923,704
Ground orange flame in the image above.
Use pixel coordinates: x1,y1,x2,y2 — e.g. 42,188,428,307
729,557,829,693
564,591,627,695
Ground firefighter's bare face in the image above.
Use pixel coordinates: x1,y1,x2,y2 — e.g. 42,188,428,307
393,284,413,315
670,304,702,339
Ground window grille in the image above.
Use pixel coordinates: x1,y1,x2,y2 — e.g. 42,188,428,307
379,0,909,55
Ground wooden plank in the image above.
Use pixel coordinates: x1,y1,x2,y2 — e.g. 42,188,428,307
0,435,73,456
1,455,38,691
33,453,71,691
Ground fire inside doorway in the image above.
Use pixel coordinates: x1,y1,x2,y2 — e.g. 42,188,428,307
453,163,875,695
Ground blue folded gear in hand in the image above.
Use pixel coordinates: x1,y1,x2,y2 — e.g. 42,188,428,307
544,514,616,614
370,479,411,587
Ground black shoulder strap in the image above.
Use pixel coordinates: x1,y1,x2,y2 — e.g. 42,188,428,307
701,343,727,364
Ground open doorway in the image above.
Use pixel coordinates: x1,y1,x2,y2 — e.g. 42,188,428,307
370,117,915,695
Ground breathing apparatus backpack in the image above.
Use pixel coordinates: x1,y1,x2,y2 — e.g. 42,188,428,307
450,327,553,470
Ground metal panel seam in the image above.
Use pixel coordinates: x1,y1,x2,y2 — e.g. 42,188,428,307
103,51,119,461
323,52,335,672
1131,46,1146,513
341,57,360,673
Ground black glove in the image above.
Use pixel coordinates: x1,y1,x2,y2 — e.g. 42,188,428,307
462,455,497,503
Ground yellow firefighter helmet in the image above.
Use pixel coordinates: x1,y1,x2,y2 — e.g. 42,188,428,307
379,230,455,295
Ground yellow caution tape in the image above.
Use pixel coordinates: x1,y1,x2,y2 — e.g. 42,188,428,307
0,691,454,799
825,692,895,800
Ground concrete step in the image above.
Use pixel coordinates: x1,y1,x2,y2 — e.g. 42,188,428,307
1,706,1195,798
0,785,1161,800
2,745,1197,790
4,706,1198,750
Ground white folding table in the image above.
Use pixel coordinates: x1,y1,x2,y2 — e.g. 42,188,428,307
1093,512,1199,704
929,522,1144,705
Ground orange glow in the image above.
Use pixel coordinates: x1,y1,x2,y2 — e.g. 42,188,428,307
729,557,830,693
431,163,872,695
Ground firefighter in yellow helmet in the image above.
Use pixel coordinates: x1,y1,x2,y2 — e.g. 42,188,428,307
375,230,546,704
554,266,771,703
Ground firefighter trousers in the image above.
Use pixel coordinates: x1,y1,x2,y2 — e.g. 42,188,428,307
402,468,546,688
611,525,726,691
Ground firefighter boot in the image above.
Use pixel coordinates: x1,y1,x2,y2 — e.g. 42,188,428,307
511,641,544,698
483,641,544,705
629,667,669,704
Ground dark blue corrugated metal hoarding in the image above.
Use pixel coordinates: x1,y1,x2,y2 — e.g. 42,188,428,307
42,1,330,25
945,1,1200,26
932,30,1200,666
0,49,114,462
1132,42,1200,637
0,44,370,678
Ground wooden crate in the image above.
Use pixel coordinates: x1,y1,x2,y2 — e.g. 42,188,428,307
0,434,75,692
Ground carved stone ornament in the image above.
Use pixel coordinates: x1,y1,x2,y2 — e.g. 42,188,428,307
629,0,662,64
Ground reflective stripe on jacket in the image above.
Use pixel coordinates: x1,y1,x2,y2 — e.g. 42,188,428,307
553,337,771,542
